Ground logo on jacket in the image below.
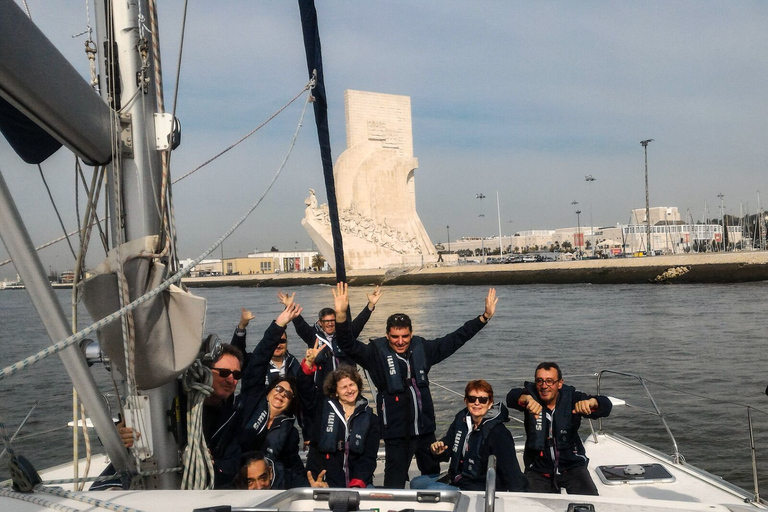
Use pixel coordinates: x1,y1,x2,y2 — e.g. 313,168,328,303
326,412,336,433
387,355,396,376
253,410,268,430
452,431,462,452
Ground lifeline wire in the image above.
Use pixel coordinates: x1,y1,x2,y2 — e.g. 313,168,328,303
0,90,313,382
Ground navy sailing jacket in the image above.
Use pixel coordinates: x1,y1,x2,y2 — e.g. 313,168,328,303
507,382,612,474
335,316,486,439
291,304,373,385
438,402,527,492
307,396,380,487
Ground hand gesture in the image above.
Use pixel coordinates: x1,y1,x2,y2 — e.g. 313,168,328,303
305,339,326,365
307,470,328,488
573,398,598,416
277,291,296,308
430,440,447,456
520,394,542,418
366,285,383,308
238,308,255,330
117,421,140,449
276,302,302,327
332,282,349,323
482,288,498,320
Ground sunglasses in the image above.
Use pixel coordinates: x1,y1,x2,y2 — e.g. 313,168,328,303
213,368,242,380
274,384,294,400
466,395,490,404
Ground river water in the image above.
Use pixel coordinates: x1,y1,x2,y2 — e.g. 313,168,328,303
1,283,767,491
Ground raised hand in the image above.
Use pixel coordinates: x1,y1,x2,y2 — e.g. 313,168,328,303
276,302,302,327
307,469,329,488
117,421,140,449
482,288,498,320
366,285,383,308
332,282,349,323
573,398,598,416
430,440,447,456
238,308,255,330
305,339,326,365
277,291,296,308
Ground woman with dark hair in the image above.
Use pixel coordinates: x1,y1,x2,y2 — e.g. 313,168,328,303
411,380,527,492
240,375,308,488
305,366,380,488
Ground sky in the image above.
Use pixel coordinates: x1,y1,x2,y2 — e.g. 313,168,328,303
2,1,768,279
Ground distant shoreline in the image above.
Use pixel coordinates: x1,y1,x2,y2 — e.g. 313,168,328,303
182,252,768,287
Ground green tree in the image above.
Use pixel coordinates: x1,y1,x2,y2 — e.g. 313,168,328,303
312,253,326,270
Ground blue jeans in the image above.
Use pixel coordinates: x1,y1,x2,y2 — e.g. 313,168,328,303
410,474,458,490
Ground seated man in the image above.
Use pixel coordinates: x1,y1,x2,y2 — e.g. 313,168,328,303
506,362,612,495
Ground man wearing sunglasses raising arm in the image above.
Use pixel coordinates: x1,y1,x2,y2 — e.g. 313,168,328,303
506,362,612,495
332,282,498,489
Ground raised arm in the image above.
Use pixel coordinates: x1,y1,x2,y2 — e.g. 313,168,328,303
230,308,254,354
241,303,302,394
278,290,316,347
332,283,375,367
350,286,382,338
423,288,497,366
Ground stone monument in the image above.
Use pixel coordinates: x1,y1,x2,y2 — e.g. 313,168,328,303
302,90,437,270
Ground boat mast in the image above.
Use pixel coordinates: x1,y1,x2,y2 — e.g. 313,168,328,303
92,0,181,488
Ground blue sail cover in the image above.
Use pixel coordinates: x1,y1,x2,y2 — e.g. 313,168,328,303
298,0,347,282
0,95,62,164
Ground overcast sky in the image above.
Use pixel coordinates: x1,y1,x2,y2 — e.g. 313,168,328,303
2,1,768,278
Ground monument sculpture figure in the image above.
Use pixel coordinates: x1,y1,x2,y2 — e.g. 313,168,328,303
302,90,437,270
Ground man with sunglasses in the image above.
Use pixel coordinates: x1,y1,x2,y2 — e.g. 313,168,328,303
332,282,498,489
203,343,246,487
506,362,612,495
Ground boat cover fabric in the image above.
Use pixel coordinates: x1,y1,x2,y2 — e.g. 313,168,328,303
0,95,62,164
80,236,207,389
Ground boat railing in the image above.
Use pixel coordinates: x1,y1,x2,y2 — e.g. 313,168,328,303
484,455,496,512
595,369,682,464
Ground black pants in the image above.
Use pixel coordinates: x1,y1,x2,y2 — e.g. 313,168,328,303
383,434,440,489
525,467,598,495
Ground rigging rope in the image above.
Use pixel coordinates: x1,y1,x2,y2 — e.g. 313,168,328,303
37,165,77,261
0,90,313,382
180,362,214,489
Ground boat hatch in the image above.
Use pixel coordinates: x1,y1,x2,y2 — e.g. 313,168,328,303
596,463,676,485
193,488,470,512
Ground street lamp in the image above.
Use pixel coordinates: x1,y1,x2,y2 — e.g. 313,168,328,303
446,225,450,253
476,193,486,263
718,192,725,251
585,175,596,257
575,210,582,258
641,139,654,254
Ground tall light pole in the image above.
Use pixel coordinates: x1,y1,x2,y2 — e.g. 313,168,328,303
585,175,596,256
496,191,503,257
571,200,580,255
476,193,486,263
718,192,725,251
641,139,654,254
446,225,450,253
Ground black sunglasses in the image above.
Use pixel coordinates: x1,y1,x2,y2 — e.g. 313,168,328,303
274,384,294,400
213,368,242,380
466,395,490,404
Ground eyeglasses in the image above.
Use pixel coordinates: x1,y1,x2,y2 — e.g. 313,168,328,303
274,384,294,400
320,319,336,324
535,378,560,387
213,368,242,380
466,395,490,404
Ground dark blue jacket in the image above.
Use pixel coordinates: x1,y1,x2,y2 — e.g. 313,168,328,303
335,316,486,439
438,402,527,492
507,382,612,474
307,396,380,487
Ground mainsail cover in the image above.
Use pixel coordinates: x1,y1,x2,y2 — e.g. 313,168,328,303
298,0,347,282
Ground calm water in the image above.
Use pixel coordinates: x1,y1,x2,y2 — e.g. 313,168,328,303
1,283,767,490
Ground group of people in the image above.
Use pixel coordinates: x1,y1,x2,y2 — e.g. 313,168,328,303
165,283,611,494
